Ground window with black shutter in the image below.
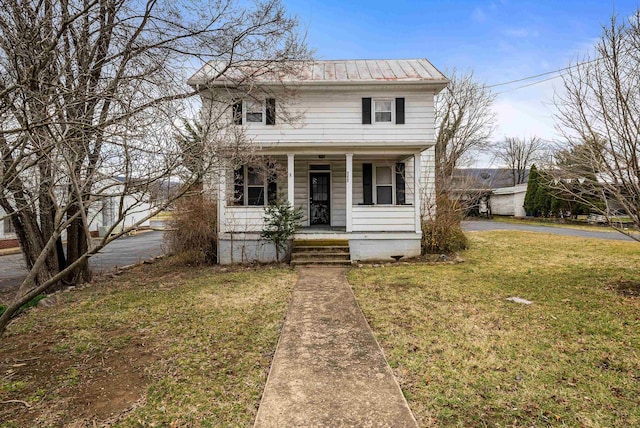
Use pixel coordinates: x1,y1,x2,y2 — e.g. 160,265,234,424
362,98,372,124
395,163,406,204
362,163,373,204
232,101,243,125
233,166,244,205
267,162,278,203
266,98,276,125
395,98,405,124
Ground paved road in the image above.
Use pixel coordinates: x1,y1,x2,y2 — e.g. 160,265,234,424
0,231,165,291
462,219,638,241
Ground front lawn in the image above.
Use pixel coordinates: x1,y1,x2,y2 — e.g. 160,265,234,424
0,261,296,426
349,231,640,427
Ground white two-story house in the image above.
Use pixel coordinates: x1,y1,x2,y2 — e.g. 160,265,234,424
188,59,448,264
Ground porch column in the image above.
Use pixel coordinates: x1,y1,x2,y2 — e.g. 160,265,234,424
287,154,295,206
346,153,353,232
414,153,421,234
218,161,227,234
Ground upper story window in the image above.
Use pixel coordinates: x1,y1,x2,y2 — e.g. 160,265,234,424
374,100,393,123
232,98,276,125
246,100,263,123
362,97,405,125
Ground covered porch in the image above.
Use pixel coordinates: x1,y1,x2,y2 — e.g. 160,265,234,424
216,148,433,263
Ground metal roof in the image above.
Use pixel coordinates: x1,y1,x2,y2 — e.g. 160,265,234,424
187,59,448,88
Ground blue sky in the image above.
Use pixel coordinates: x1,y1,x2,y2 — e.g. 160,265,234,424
284,0,640,165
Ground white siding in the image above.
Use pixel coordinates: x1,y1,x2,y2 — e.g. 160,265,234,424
204,89,436,146
352,206,415,232
491,185,527,217
420,147,436,217
223,207,265,232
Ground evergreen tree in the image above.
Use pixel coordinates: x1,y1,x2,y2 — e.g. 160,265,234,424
523,164,539,216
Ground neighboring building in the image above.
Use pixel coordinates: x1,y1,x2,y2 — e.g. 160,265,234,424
0,207,19,249
491,184,528,217
189,59,448,263
451,168,530,217
90,177,152,236
93,194,151,236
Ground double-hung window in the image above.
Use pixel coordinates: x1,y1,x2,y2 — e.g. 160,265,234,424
246,167,265,205
362,162,406,205
375,166,393,204
374,100,393,123
233,164,277,206
3,218,14,235
362,97,405,124
245,100,263,123
232,98,276,125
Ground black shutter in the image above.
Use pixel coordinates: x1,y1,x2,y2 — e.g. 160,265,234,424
395,98,405,124
232,101,243,125
362,98,372,124
395,163,406,205
233,165,244,205
363,163,373,205
267,163,277,204
266,98,276,125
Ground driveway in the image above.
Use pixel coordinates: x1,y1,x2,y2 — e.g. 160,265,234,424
0,231,165,296
462,219,638,242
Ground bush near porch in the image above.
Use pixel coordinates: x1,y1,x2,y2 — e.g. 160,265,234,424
349,231,640,427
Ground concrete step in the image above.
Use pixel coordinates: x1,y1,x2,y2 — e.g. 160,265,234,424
292,246,350,253
290,259,353,267
294,239,349,247
291,252,351,261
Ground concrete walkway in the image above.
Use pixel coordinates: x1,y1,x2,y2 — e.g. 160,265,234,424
254,267,418,428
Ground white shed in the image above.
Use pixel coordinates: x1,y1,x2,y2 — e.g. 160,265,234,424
491,184,528,217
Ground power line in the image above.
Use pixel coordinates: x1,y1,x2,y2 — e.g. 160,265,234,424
494,74,563,95
486,55,605,93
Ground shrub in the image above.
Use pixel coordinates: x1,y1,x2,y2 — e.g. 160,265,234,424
422,194,468,254
165,194,217,265
261,198,303,263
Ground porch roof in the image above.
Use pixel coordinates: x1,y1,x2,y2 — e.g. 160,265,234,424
255,142,432,156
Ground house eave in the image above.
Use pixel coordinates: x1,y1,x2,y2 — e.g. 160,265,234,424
188,79,449,93
253,141,435,155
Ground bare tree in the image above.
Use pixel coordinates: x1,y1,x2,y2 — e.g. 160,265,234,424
435,69,497,189
0,0,308,334
553,11,640,241
493,136,547,186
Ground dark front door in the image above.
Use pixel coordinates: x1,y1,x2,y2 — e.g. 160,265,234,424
310,172,330,225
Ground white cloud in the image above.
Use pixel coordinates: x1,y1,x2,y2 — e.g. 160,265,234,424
491,81,561,143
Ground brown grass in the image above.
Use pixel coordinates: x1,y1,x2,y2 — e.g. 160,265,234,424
349,231,640,427
0,259,297,426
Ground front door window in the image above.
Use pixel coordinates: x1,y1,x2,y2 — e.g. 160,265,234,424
310,173,330,225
